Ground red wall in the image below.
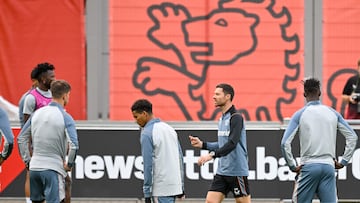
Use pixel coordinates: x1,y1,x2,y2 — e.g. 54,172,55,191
0,0,86,119
109,0,305,121
322,0,360,115
1,1,359,121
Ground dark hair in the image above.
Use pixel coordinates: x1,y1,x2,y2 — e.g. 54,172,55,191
358,58,360,67
30,67,39,80
50,80,71,99
35,62,55,81
131,99,153,114
216,83,234,101
303,77,320,97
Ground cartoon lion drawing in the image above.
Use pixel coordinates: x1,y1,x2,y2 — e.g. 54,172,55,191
134,0,300,121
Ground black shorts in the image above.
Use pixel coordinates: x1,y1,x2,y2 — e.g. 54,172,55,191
209,174,250,198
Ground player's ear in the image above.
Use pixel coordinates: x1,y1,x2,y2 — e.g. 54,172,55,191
226,93,231,100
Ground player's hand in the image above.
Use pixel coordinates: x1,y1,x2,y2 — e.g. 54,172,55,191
176,191,185,199
64,162,72,172
349,94,358,104
197,154,213,166
292,165,302,174
334,160,344,169
189,135,203,148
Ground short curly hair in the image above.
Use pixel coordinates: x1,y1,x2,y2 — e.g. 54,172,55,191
131,99,153,114
303,77,320,97
35,62,55,81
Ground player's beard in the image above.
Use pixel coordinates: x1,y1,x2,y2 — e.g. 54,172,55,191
45,80,52,90
214,99,226,108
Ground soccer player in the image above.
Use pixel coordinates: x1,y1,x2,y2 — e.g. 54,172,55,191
131,99,185,203
189,83,251,203
18,80,79,203
281,77,358,202
21,62,55,203
22,62,55,123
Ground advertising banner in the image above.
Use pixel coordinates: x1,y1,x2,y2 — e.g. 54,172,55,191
1,125,359,199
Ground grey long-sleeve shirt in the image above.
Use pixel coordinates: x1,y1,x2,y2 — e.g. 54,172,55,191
281,100,358,171
18,102,79,177
141,118,184,198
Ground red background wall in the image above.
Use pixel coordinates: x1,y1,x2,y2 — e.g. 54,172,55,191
322,0,360,115
109,0,305,121
0,0,86,120
1,0,359,121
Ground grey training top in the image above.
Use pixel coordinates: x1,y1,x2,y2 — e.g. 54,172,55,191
18,102,79,177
